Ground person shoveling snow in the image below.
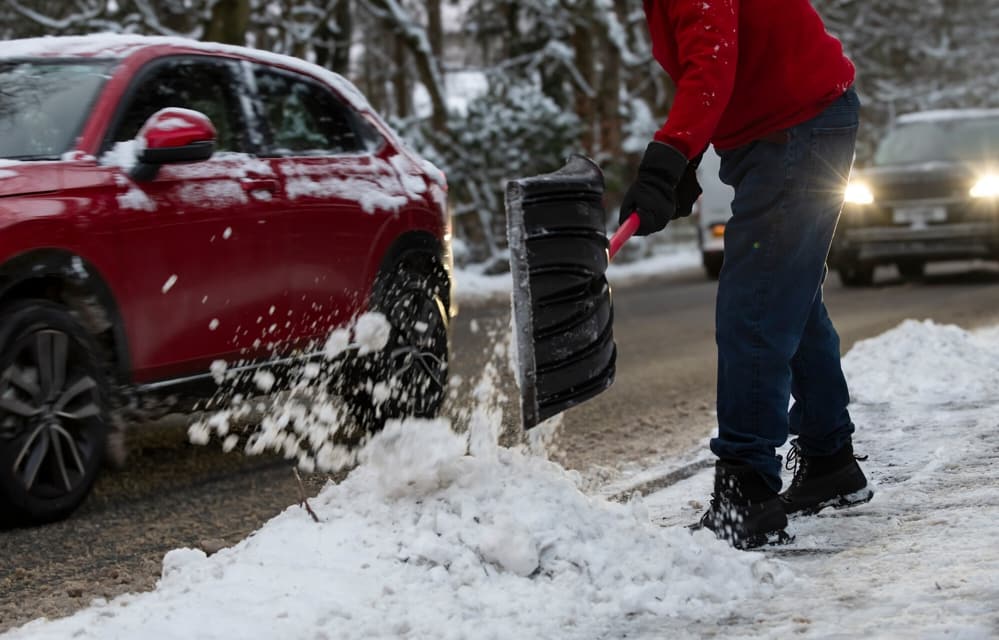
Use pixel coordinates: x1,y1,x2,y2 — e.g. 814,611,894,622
616,0,872,548
505,0,874,550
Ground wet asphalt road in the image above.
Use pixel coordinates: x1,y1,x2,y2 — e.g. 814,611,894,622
3,261,999,632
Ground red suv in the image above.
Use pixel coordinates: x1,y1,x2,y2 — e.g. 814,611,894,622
0,35,452,524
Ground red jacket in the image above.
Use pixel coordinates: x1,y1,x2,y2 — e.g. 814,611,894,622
644,0,855,158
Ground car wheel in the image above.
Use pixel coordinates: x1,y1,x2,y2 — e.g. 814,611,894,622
837,264,875,287
347,255,450,430
896,260,926,280
703,252,723,280
0,301,108,526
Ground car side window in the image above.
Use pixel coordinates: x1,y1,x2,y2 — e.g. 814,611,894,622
108,58,247,153
253,68,364,156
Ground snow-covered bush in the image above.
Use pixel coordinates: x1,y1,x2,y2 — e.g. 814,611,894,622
404,80,582,267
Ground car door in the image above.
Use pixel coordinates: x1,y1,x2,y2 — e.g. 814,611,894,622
103,56,290,383
250,64,393,347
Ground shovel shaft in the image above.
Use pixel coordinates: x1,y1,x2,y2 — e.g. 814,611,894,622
608,213,640,261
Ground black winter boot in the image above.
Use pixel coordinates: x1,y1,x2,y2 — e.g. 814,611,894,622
780,439,873,516
690,460,791,550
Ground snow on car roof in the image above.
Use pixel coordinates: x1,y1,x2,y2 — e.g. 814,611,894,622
897,108,999,125
0,33,374,116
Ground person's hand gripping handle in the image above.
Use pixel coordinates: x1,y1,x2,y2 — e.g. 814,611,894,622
613,141,698,260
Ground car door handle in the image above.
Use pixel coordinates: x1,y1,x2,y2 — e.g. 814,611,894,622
240,178,279,192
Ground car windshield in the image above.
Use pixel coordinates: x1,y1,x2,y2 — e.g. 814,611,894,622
0,60,113,160
874,116,999,166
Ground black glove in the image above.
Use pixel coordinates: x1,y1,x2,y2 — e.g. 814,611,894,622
619,142,689,236
675,151,704,218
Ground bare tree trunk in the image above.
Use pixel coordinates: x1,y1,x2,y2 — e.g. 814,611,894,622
362,44,387,115
572,21,597,153
314,20,335,69
363,0,448,132
204,0,250,45
597,28,622,159
427,0,443,59
393,31,411,117
331,0,353,74
314,1,354,75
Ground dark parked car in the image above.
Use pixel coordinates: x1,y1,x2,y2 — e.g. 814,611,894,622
0,35,452,524
830,109,999,286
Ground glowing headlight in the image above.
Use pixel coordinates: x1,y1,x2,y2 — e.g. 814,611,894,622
970,174,999,199
844,181,874,205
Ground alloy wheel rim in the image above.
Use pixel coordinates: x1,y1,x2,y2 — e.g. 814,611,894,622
0,329,102,496
384,284,448,406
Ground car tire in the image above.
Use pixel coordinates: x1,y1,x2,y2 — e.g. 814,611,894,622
896,260,926,280
346,254,450,431
703,252,723,280
0,301,109,526
837,264,875,287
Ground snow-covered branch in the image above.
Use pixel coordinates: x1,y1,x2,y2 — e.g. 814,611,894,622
6,0,106,31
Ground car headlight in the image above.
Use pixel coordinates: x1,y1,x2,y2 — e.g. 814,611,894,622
844,180,875,205
970,174,999,199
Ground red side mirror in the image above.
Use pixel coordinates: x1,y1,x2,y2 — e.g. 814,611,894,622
139,108,217,151
131,108,218,180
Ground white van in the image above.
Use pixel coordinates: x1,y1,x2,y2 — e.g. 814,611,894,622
694,146,734,279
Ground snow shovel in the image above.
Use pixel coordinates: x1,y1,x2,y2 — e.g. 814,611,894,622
506,154,641,430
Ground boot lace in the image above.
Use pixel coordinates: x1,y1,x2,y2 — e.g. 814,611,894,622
784,439,807,489
783,439,869,486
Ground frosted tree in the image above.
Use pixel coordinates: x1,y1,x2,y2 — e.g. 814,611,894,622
6,1,995,262
815,0,999,161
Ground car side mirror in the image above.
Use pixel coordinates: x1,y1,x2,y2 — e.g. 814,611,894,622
130,108,217,181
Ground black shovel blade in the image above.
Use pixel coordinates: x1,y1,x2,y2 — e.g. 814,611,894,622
506,154,617,430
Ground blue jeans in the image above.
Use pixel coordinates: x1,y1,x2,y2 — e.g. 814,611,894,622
710,88,860,491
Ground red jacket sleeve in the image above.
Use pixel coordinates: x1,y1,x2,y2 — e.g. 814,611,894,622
653,0,739,159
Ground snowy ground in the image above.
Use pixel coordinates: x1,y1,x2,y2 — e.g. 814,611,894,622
5,319,999,639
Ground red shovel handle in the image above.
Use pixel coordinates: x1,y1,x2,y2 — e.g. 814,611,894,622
609,213,640,261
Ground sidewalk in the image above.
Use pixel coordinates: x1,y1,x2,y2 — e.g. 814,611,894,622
5,320,998,639
642,319,999,638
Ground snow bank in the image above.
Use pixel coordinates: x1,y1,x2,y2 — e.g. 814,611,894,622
6,309,787,640
842,318,999,404
6,422,785,640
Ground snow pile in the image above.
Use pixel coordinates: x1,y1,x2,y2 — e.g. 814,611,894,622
6,416,786,640
842,318,999,404
5,311,789,640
